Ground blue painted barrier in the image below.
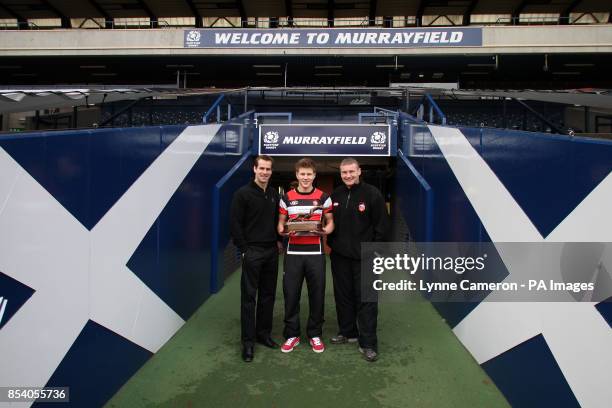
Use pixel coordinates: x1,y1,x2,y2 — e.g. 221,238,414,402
0,120,253,407
398,119,612,407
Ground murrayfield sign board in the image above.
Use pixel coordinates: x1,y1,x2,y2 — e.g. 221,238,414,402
184,28,482,48
258,124,391,156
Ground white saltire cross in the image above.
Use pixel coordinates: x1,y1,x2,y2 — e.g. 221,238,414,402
0,125,221,397
429,125,612,408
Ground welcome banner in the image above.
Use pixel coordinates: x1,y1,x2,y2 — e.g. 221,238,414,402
184,27,482,48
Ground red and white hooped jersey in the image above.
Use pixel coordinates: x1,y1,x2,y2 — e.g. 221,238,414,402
279,188,332,255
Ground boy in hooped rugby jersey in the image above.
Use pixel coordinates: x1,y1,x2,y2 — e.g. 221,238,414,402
277,158,334,353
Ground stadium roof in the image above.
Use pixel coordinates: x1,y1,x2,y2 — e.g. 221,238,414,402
0,0,610,21
0,87,222,113
1,87,611,114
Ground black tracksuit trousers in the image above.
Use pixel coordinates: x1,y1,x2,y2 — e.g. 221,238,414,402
241,245,279,346
283,254,326,339
330,251,378,350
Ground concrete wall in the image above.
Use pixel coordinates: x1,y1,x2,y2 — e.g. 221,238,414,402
0,25,610,56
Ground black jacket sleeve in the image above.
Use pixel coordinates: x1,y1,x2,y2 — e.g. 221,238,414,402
275,192,282,243
230,189,248,253
370,188,389,242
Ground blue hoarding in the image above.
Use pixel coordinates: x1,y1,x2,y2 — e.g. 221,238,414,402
258,124,391,156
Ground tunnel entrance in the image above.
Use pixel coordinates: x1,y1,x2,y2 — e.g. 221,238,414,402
269,156,393,199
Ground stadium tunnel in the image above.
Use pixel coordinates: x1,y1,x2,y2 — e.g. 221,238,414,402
0,89,611,407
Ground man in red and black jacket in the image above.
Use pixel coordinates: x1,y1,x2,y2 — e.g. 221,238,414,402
230,155,282,362
327,157,389,362
277,158,334,354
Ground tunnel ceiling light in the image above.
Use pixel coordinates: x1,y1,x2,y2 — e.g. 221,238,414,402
253,65,281,68
376,64,405,68
460,71,487,75
314,65,343,69
467,63,495,67
315,73,342,76
256,72,282,76
432,72,444,78
80,65,106,69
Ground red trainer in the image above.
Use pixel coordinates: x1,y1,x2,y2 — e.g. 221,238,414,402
281,337,300,353
310,337,325,353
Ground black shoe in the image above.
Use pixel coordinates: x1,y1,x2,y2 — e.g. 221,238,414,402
359,347,378,362
330,334,358,344
256,337,279,349
242,345,254,362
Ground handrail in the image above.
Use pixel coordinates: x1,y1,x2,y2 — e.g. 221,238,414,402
98,96,151,127
233,109,256,121
425,94,447,125
411,93,446,125
512,98,568,134
254,112,293,124
203,94,226,123
398,149,434,242
359,107,398,124
399,111,422,124
374,107,398,116
210,150,252,293
358,112,393,124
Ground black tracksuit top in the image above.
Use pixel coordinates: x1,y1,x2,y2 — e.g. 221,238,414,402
327,181,389,260
230,180,280,253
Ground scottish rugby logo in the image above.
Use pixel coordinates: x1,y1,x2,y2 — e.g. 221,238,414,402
264,131,279,144
370,131,387,150
185,30,202,47
371,131,386,144
262,131,280,150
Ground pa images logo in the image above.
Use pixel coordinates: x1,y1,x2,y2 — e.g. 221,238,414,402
370,131,387,150
185,30,201,47
262,131,280,150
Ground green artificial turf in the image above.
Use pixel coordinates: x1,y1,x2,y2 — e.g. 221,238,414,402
106,257,509,408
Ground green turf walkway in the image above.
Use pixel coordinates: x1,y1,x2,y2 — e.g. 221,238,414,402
106,257,509,408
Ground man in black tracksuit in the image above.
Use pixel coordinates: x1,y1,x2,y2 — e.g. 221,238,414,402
230,155,281,362
327,158,388,362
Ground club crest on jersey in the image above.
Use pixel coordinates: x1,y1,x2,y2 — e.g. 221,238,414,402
313,200,319,206
358,202,366,212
